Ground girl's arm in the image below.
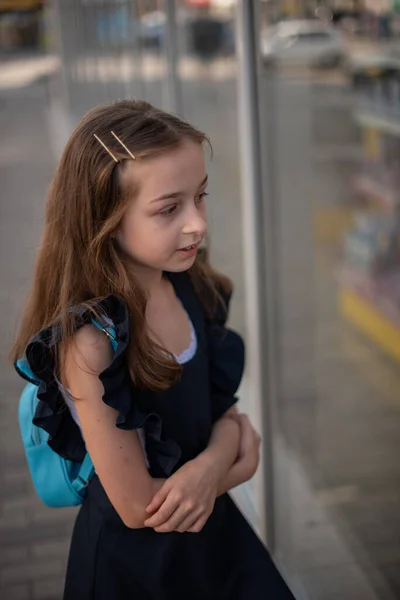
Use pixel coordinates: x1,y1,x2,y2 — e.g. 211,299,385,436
216,413,261,495
63,325,166,529
194,412,241,482
195,407,261,496
143,415,240,533
144,411,261,532
194,410,261,496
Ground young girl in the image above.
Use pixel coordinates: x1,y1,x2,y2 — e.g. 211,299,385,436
12,100,295,599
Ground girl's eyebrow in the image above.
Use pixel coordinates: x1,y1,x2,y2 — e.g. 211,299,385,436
151,175,208,203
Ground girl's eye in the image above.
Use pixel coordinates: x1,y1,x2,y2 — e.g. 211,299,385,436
160,205,177,217
159,193,208,217
196,191,209,203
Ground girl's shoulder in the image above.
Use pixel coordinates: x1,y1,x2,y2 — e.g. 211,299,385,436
17,294,130,387
14,295,133,461
16,294,127,357
62,323,114,381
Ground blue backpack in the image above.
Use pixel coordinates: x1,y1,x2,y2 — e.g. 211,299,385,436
16,318,118,508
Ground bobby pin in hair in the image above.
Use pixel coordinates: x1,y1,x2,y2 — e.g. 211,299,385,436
111,131,136,160
93,134,119,163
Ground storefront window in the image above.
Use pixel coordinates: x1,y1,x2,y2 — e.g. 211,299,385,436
257,1,400,597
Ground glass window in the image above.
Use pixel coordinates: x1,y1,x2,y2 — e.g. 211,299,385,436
256,1,400,598
296,31,333,41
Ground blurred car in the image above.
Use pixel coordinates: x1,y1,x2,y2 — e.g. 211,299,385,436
261,20,347,69
139,11,166,49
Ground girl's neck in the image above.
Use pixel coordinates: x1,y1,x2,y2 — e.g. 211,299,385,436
128,261,166,296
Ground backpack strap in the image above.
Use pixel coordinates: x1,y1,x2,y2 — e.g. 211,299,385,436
91,317,118,352
72,452,96,494
72,317,118,491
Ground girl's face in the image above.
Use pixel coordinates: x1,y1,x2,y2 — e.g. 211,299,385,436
116,140,208,277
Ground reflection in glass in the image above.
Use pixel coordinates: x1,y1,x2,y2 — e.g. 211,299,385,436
257,0,400,597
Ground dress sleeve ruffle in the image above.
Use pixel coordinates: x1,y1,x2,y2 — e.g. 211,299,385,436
14,295,181,475
206,286,245,422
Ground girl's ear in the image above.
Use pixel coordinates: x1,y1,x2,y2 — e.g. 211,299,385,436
109,225,120,240
111,227,125,252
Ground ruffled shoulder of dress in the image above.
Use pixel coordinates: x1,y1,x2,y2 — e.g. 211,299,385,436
206,286,245,422
14,295,181,474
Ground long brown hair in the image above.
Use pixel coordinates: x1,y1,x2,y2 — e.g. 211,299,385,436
11,99,230,390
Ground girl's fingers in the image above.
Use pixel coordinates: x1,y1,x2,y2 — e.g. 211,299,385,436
154,505,190,533
144,494,180,528
239,418,253,455
187,516,207,533
239,414,251,427
145,484,169,514
240,416,253,439
175,511,201,533
226,412,242,424
254,430,262,446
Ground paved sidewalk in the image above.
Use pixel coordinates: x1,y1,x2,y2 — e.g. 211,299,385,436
0,52,59,90
0,80,76,600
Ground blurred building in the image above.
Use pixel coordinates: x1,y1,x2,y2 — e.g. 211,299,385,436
0,0,45,50
39,1,400,598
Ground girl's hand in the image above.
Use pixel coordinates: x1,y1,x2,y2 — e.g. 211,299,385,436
144,458,219,533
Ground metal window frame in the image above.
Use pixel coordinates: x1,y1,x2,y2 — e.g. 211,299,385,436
236,0,280,551
165,0,182,114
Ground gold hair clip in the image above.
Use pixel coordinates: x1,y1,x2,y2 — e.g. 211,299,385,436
93,134,119,163
111,131,136,160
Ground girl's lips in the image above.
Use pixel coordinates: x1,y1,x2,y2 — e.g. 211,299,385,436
177,244,198,258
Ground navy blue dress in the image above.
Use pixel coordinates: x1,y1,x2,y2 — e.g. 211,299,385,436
19,273,295,600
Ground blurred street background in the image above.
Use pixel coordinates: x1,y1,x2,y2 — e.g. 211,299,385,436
3,1,400,599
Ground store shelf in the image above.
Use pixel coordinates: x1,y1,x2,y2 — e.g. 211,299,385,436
338,268,400,363
352,175,399,210
350,54,400,74
355,109,400,137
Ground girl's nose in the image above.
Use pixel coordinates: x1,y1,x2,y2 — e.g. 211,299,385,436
182,205,207,238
